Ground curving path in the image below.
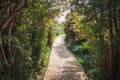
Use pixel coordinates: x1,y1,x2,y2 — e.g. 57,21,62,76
44,35,88,80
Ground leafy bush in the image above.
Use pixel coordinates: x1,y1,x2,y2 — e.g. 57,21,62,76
66,38,100,80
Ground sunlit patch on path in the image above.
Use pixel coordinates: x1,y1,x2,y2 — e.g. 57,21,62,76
44,35,88,80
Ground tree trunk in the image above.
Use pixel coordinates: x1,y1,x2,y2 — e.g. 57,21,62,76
113,0,118,34
47,27,52,48
108,0,113,79
119,0,120,32
0,32,8,65
7,21,13,54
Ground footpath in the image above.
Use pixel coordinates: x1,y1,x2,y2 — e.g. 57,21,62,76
44,35,88,80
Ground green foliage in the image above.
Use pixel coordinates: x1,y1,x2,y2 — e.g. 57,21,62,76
3,35,20,47
113,33,120,46
1,0,119,80
69,0,120,80
54,23,65,36
66,38,100,80
80,42,89,49
73,45,80,52
0,0,60,80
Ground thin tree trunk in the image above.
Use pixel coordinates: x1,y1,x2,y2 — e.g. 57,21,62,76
0,32,8,65
119,0,120,32
113,0,118,34
108,0,113,79
7,21,13,54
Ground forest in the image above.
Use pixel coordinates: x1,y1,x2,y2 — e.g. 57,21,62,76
0,0,120,80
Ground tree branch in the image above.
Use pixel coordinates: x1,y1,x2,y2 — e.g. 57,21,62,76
0,2,26,32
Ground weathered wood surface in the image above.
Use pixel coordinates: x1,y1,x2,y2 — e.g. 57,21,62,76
44,35,88,80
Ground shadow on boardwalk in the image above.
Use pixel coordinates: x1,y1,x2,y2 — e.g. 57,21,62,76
44,35,88,80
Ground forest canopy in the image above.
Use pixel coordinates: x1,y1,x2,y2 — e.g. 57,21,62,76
0,0,120,80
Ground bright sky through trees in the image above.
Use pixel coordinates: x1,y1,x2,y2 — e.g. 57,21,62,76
55,10,70,23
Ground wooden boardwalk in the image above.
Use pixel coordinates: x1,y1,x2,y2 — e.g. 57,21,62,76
44,35,88,80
